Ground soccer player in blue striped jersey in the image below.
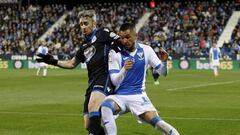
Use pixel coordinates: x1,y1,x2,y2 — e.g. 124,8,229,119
36,41,48,77
101,23,180,135
209,43,222,76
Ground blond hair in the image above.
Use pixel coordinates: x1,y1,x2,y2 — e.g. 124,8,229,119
78,10,96,22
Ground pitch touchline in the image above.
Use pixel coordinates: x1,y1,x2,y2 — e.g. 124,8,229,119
166,80,239,91
0,111,240,121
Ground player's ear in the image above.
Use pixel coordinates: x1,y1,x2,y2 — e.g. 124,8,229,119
92,20,97,28
135,32,138,38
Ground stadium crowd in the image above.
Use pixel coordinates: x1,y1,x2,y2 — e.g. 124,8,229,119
142,1,240,58
0,4,66,56
0,1,239,59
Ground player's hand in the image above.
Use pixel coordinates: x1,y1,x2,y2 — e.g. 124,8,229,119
36,53,58,66
158,48,169,62
124,59,134,71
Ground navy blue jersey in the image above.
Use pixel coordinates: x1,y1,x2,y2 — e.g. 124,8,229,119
75,28,122,84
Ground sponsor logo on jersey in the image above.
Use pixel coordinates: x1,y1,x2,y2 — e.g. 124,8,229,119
84,46,96,63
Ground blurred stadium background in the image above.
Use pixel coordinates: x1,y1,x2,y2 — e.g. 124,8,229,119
0,0,240,135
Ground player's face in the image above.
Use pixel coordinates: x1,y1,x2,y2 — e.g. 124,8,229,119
119,29,137,52
79,17,96,36
213,43,217,48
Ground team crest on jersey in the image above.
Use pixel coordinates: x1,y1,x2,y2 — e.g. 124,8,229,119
91,36,97,43
84,46,96,63
123,57,129,61
137,52,144,60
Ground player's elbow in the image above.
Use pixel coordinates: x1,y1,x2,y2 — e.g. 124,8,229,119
58,61,77,69
156,66,168,77
111,78,118,86
110,74,121,86
67,60,79,69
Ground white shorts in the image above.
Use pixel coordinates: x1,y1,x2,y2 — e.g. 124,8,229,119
211,60,220,67
105,92,157,123
38,62,48,67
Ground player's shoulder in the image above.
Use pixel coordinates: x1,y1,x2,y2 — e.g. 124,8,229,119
138,42,150,48
97,27,115,35
109,49,121,61
97,27,110,33
138,42,153,52
109,49,120,57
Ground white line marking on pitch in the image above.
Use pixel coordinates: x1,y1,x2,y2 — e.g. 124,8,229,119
166,80,239,91
163,116,240,121
0,111,240,121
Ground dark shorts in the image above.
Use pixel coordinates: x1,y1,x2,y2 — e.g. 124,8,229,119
83,74,113,114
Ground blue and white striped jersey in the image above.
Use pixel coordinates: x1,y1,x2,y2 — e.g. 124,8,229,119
209,47,221,61
109,42,167,95
37,46,48,55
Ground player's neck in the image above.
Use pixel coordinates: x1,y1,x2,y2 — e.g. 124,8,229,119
126,47,136,53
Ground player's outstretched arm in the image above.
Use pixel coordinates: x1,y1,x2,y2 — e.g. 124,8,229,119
148,46,168,77
36,53,79,69
57,58,79,69
158,48,169,62
36,53,58,65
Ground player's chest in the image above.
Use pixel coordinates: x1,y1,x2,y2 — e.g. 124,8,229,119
121,51,145,69
82,42,108,63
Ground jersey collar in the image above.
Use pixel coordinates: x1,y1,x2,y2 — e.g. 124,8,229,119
122,42,140,55
86,28,97,42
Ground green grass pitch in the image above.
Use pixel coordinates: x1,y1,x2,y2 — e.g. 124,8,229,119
0,69,240,135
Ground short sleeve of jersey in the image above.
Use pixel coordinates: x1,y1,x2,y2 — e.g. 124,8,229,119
37,46,42,54
99,28,123,52
99,28,120,42
218,48,221,54
209,48,212,54
108,49,121,74
145,45,161,69
74,47,86,63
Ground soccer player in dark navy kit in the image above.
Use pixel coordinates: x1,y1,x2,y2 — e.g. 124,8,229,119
36,10,122,135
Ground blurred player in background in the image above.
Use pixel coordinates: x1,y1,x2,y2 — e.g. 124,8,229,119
209,42,222,76
101,23,180,135
36,40,48,77
36,10,123,135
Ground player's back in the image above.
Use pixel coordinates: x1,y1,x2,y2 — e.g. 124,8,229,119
210,47,220,60
37,46,48,55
